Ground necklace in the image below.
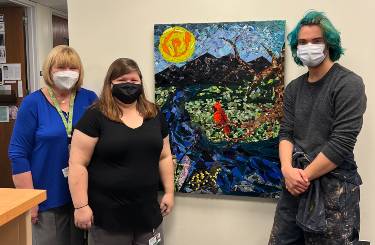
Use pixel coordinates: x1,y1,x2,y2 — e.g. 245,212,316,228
44,87,68,104
55,94,70,104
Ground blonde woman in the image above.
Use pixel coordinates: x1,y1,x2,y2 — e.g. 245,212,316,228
69,58,174,245
9,45,97,245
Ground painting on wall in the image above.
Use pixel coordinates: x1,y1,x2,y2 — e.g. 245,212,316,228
154,20,285,198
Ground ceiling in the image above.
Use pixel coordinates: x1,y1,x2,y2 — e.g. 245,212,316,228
0,0,18,6
0,0,68,13
32,0,67,12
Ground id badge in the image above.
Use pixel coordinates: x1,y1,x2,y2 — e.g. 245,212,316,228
149,230,161,245
62,167,69,178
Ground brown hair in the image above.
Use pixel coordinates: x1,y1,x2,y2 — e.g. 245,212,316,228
95,58,158,121
42,45,84,91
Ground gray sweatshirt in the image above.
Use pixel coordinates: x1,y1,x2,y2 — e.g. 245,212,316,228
279,63,367,185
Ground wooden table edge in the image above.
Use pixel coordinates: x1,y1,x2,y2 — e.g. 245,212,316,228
0,189,46,226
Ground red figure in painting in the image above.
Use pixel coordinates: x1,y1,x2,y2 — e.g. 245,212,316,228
213,101,231,135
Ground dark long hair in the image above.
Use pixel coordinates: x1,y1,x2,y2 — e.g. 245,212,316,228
95,58,158,121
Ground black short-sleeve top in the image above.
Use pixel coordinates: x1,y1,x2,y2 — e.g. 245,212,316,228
74,107,169,232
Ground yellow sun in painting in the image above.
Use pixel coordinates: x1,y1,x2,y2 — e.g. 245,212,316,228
159,26,196,63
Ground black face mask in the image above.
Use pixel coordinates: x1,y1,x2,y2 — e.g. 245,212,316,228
112,83,143,104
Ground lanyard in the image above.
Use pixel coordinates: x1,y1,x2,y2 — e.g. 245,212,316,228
47,87,76,137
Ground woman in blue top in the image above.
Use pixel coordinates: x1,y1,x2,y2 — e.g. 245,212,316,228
8,45,97,245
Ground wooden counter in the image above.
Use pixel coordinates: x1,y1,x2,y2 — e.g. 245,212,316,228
0,188,46,245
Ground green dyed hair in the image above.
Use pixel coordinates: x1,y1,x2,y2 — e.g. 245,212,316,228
287,10,344,66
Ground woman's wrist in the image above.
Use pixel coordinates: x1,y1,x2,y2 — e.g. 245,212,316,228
164,189,174,195
74,203,88,209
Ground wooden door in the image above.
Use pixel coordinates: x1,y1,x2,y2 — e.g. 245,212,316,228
52,15,68,46
0,6,27,188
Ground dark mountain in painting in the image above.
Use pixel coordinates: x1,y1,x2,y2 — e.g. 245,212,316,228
154,64,182,86
155,53,271,87
248,56,271,73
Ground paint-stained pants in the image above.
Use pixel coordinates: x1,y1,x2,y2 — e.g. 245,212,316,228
269,175,360,245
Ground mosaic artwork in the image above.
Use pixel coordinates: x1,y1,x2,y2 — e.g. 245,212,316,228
154,20,285,198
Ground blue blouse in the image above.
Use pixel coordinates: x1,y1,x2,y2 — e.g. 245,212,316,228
8,88,97,211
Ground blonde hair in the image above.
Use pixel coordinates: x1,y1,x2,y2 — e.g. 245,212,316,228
42,45,84,91
95,58,158,121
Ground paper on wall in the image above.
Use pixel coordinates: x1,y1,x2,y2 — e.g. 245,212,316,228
0,106,9,122
0,46,5,63
1,64,21,80
17,80,23,97
0,84,11,95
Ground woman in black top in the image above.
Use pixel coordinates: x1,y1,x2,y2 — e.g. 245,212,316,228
68,58,174,245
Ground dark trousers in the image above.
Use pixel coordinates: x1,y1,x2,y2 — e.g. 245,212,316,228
32,204,85,245
269,176,360,245
88,223,164,245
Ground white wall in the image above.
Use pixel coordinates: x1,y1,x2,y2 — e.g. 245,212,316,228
68,0,375,244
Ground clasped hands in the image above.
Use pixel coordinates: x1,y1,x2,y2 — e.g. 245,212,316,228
282,166,310,196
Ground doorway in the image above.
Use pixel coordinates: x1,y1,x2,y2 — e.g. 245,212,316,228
0,3,28,187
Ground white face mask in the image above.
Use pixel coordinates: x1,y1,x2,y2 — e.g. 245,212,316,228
297,43,326,67
52,70,79,90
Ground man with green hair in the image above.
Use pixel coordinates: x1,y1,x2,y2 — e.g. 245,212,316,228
269,11,366,244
